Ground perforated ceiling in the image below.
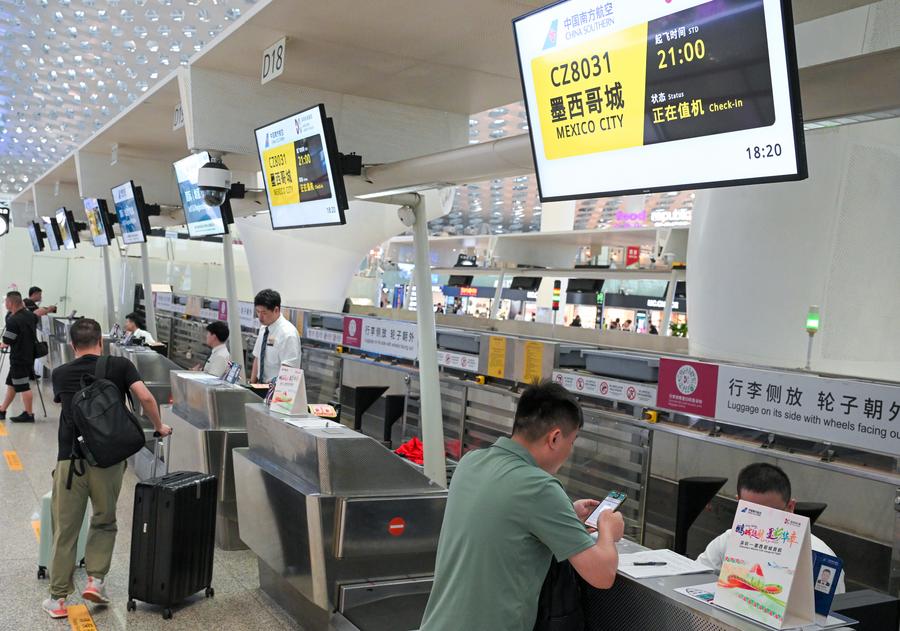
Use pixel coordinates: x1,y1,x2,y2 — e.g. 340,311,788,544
0,0,255,197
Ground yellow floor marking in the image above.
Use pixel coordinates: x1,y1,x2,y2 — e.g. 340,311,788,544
3,450,22,471
67,604,98,631
32,519,41,541
0,421,7,436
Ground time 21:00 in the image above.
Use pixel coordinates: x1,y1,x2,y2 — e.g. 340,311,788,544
657,39,706,69
746,144,782,159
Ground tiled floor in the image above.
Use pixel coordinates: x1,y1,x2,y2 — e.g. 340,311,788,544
0,374,305,631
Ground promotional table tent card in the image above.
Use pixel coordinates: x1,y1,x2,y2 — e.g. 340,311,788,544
714,500,815,629
270,363,309,416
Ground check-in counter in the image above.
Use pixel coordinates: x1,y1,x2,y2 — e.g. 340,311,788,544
45,315,80,371
585,540,861,631
233,403,447,631
111,344,180,479
162,371,259,550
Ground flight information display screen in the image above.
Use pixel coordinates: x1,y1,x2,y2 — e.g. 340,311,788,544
254,104,348,230
28,222,44,252
84,197,112,247
514,0,807,201
111,180,148,244
45,218,61,251
55,207,77,250
174,151,229,238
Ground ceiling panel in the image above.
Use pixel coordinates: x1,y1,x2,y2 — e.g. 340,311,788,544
0,0,254,198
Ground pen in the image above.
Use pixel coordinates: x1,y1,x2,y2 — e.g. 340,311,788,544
631,561,667,566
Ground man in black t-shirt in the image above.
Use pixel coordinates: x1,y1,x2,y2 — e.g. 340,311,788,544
25,286,57,317
42,318,171,619
0,291,39,422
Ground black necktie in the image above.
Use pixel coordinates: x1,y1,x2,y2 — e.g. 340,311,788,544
258,326,270,382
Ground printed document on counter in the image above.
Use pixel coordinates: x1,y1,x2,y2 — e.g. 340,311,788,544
617,549,712,579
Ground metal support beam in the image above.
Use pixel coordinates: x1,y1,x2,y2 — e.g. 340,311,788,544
490,270,505,320
411,196,447,488
222,233,246,377
101,246,117,332
139,242,158,339
661,270,678,336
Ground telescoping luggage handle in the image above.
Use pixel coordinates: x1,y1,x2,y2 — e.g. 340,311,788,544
151,430,172,479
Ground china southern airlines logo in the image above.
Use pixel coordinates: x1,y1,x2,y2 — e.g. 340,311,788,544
265,133,270,148
543,19,558,50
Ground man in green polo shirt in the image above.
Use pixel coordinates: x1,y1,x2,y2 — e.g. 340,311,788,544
421,381,624,631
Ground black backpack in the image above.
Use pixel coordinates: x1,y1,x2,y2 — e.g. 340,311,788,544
533,558,585,631
67,356,146,485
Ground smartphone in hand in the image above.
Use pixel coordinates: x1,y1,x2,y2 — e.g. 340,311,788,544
585,491,627,529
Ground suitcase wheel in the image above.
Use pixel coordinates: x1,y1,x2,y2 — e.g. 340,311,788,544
37,566,47,580
205,587,214,598
126,600,136,612
162,608,173,620
78,558,85,568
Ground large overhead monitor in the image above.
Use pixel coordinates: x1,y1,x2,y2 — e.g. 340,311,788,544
173,151,233,238
83,197,115,247
254,104,349,230
55,207,79,250
513,0,807,201
44,217,62,251
28,222,45,252
111,180,151,245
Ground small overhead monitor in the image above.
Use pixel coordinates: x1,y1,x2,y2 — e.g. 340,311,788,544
83,197,115,247
28,222,45,252
448,275,474,287
173,151,233,238
111,180,151,244
55,207,79,250
44,217,62,251
254,103,349,230
566,278,601,293
513,0,807,201
510,276,542,291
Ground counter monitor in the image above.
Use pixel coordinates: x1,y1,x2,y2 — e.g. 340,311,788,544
254,104,349,230
44,217,62,251
513,0,807,201
83,197,115,247
28,221,45,252
174,151,233,238
55,207,79,250
111,180,151,245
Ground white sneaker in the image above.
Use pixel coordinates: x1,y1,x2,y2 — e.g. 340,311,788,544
42,597,68,619
82,576,110,604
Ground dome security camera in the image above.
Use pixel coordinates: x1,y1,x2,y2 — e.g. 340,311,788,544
197,158,232,207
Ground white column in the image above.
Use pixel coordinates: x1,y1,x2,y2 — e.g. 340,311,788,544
101,246,117,332
660,269,678,335
139,242,158,339
412,197,447,488
489,270,505,320
222,233,246,376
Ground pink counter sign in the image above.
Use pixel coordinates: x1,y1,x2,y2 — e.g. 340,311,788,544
657,358,719,417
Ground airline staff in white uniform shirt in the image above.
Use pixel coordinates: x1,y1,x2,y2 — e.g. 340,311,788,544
194,321,231,378
250,289,301,384
697,463,845,594
123,312,155,346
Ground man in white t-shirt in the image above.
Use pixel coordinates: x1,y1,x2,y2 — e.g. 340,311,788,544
697,463,845,594
250,289,300,384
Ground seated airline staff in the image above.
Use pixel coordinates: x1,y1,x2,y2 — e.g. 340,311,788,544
250,289,300,384
697,463,845,594
122,312,155,346
196,321,230,378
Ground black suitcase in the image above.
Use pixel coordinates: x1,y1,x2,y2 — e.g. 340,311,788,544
127,435,218,619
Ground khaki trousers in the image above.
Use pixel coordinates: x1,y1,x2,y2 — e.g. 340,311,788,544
49,459,126,599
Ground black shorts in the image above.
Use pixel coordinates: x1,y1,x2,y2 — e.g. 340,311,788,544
6,366,33,393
